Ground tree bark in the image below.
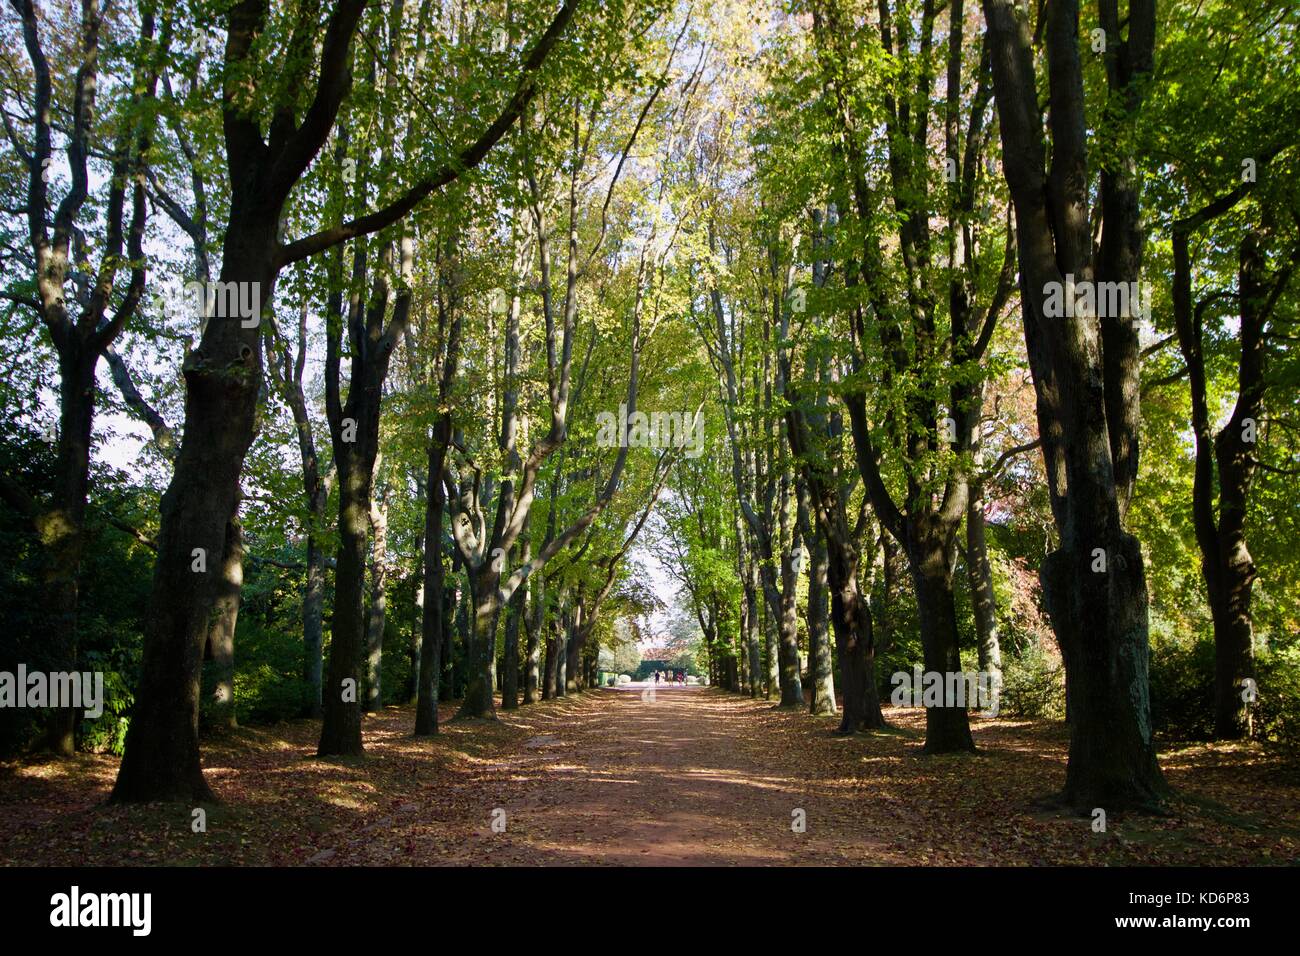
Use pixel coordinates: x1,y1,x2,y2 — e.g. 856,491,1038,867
799,482,837,717
966,486,1003,714
9,3,159,759
744,553,762,698
764,608,779,701
202,519,243,733
806,530,837,717
302,535,326,717
319,236,412,756
414,441,450,736
112,220,276,802
364,488,388,713
565,603,584,694
555,606,569,699
319,445,370,755
543,627,558,700
457,570,499,718
524,574,543,704
908,530,975,752
40,357,96,754
502,535,528,710
1173,221,1284,739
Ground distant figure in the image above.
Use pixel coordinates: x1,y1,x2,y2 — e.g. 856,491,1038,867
654,671,661,685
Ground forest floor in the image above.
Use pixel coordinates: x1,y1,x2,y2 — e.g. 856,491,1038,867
1,685,1298,866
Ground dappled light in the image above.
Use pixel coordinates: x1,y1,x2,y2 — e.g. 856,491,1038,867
0,0,1297,914
4,687,1297,867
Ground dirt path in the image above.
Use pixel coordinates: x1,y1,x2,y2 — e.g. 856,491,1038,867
3,684,1297,866
432,685,1300,866
485,683,885,865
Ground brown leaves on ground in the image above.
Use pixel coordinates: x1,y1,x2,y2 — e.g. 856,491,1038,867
0,687,1296,866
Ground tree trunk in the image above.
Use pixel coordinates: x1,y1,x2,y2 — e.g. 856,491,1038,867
524,575,543,704
318,450,369,756
414,440,448,736
966,488,1003,714
807,536,837,717
878,532,903,656
542,631,558,700
502,587,523,710
40,356,96,755
449,572,466,698
555,611,568,698
303,534,326,718
737,613,749,692
983,0,1166,810
764,608,779,701
406,534,423,705
364,491,388,713
773,473,805,707
202,519,243,733
111,224,276,803
909,534,975,753
1174,225,1269,740
565,605,584,694
744,560,762,698
1211,563,1255,739
823,530,886,734
1042,534,1163,807
455,570,499,719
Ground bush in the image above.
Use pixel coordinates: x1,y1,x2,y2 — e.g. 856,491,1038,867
229,619,311,725
1254,644,1300,749
379,619,416,706
78,651,136,756
1147,619,1216,740
1000,639,1065,720
1145,617,1300,747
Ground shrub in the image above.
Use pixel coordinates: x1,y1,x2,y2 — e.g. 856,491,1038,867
1000,639,1065,720
79,652,135,756
1147,616,1215,740
229,619,311,725
1254,643,1300,749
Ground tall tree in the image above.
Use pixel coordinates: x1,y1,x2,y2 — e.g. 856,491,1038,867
1145,0,1300,738
982,0,1167,807
2,0,165,753
113,0,582,800
810,0,1012,751
265,303,333,718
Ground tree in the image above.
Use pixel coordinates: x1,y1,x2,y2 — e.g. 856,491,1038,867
112,0,582,801
1144,0,1300,739
1,0,165,754
982,0,1167,807
806,0,1013,750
